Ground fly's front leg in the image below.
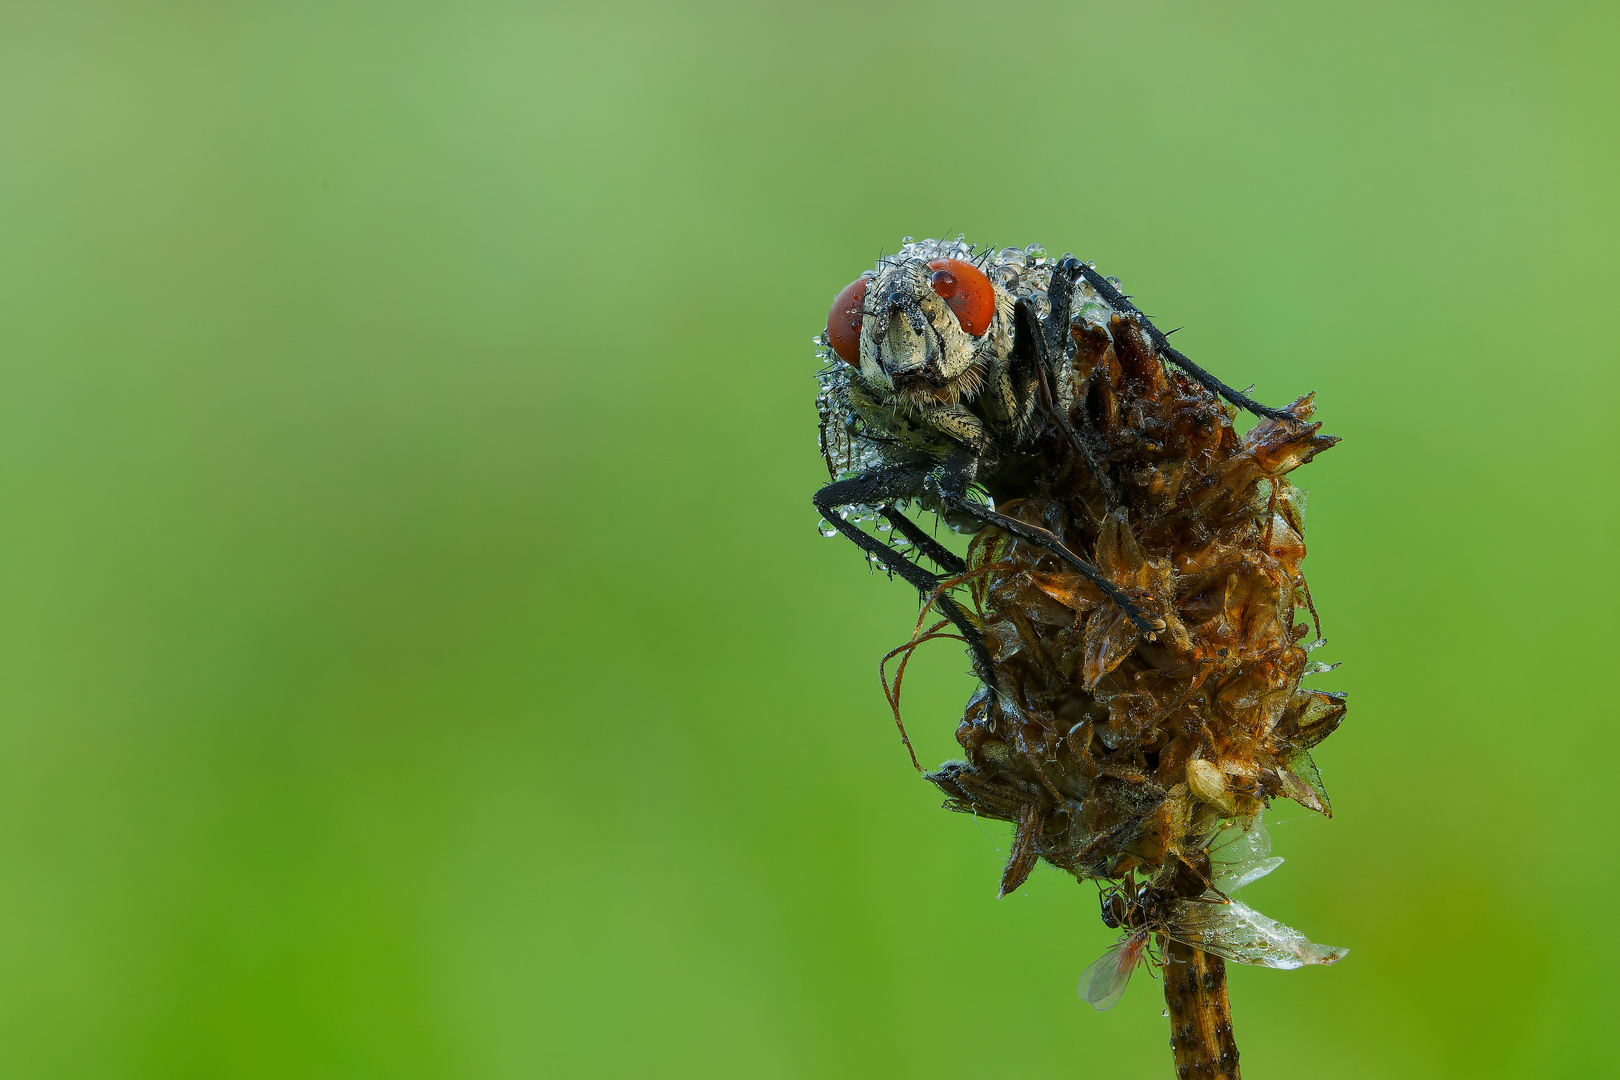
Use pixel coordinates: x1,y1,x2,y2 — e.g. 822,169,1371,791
879,507,965,575
814,465,996,689
921,404,988,454
926,454,1165,638
1068,258,1298,423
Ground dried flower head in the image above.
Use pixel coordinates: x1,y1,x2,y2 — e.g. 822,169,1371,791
928,378,1343,892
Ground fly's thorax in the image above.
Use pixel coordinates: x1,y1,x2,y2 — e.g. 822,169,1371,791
1102,877,1165,932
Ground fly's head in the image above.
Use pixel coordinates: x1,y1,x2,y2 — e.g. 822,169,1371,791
826,249,1012,409
1100,871,1146,930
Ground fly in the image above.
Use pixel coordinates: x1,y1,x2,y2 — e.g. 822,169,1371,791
812,239,1300,702
1078,816,1346,1011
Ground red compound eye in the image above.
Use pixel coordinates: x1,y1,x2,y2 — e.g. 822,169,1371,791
827,276,868,365
927,258,995,337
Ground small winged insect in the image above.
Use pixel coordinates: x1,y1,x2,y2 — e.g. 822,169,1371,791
1078,816,1347,1011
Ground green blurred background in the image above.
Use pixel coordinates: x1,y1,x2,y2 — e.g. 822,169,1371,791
0,0,1614,1076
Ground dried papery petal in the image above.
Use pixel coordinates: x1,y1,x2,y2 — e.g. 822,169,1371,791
1027,570,1103,614
1267,514,1307,566
1277,690,1347,751
1275,747,1333,816
1083,605,1138,690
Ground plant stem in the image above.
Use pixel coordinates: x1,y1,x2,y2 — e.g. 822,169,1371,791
1163,939,1240,1079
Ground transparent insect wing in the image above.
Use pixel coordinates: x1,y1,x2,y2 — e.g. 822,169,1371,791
1078,932,1146,1011
1217,855,1285,893
1209,817,1284,892
1164,899,1348,970
1211,816,1271,862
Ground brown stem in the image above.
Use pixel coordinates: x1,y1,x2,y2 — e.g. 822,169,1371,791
1162,939,1240,1080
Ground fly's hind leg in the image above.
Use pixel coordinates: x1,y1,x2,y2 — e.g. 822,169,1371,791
879,507,965,575
814,465,996,691
1066,257,1299,423
926,452,1166,639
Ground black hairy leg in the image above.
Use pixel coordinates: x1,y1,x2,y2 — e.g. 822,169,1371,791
1068,257,1299,424
879,507,965,575
927,453,1166,638
814,466,995,689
